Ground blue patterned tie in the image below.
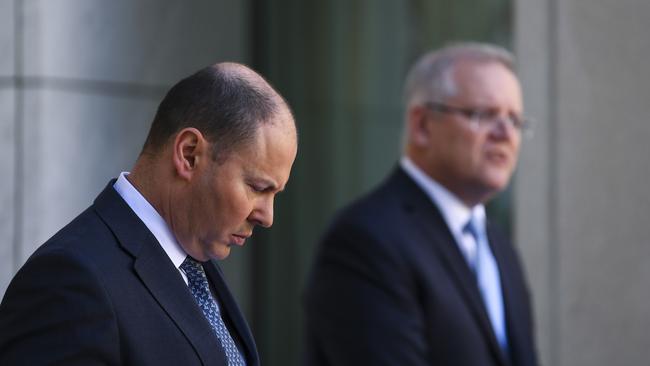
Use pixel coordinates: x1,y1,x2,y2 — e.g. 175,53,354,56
181,257,246,366
464,216,509,352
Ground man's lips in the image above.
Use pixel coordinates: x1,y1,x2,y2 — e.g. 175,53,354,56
231,234,251,246
484,149,511,165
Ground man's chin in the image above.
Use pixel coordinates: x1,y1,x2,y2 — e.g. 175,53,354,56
202,243,231,261
482,168,513,190
214,248,231,261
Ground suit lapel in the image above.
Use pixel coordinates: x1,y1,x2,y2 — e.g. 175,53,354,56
93,182,228,365
133,243,227,365
392,169,509,366
205,262,259,366
488,224,526,365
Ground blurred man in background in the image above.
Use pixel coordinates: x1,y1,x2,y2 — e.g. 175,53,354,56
304,43,538,366
0,63,297,366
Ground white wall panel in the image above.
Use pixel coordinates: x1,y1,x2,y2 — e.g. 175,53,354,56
0,89,15,296
0,0,13,76
23,0,247,84
515,0,650,364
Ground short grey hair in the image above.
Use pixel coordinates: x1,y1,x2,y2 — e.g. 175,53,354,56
403,42,515,107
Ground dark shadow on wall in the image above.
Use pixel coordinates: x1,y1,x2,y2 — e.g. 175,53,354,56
248,1,513,365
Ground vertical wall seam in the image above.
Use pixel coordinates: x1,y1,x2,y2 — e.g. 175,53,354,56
547,0,560,363
248,0,268,345
12,0,24,272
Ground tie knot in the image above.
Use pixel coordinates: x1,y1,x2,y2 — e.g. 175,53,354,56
463,215,480,240
181,256,206,281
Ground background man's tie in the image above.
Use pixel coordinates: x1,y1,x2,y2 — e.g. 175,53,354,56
181,257,246,366
464,216,509,352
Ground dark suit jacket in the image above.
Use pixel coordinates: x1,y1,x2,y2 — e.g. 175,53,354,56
0,182,259,366
303,167,537,366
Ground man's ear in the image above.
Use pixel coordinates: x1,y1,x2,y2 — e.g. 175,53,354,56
172,128,208,181
407,105,432,147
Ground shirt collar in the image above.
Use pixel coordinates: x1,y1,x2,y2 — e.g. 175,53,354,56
399,156,486,236
113,172,188,269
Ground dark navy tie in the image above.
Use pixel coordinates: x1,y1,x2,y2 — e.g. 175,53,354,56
181,256,246,366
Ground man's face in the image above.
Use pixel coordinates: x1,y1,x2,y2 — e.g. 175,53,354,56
418,60,523,205
177,119,297,261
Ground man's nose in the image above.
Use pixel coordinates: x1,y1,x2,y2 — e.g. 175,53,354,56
487,116,516,139
250,197,274,228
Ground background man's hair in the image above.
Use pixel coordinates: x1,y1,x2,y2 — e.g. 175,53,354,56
403,42,515,107
142,64,285,161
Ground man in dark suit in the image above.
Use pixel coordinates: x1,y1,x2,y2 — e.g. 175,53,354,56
303,43,538,365
0,62,297,365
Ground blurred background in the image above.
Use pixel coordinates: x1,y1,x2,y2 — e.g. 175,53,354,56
1,0,649,365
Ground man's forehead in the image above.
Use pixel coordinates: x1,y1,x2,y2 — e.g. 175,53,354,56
451,59,514,79
450,62,520,99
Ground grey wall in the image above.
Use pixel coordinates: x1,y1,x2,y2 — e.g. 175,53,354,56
252,1,513,364
515,0,650,365
4,1,650,365
0,0,15,295
1,0,249,301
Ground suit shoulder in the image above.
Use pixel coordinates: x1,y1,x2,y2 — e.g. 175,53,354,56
316,180,411,266
15,204,130,298
15,207,117,290
328,177,406,237
0,227,121,364
32,205,118,261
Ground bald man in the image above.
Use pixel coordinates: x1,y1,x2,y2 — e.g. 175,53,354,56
0,63,298,366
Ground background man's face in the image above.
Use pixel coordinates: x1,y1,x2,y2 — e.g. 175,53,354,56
424,60,523,204
178,119,297,261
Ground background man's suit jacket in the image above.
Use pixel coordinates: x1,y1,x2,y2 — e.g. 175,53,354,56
0,182,259,366
303,167,538,366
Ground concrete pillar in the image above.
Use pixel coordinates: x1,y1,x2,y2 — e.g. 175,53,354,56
515,0,650,364
2,0,249,301
1,0,16,294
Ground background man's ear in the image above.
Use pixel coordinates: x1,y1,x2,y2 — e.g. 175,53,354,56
407,105,432,146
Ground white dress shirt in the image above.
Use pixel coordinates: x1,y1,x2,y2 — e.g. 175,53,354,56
113,172,189,284
399,156,487,267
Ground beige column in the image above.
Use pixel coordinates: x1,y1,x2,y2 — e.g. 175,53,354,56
515,0,650,364
1,0,249,304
